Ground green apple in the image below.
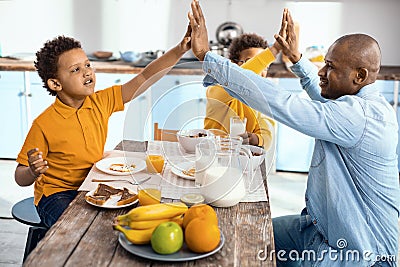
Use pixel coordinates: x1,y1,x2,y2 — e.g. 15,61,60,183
151,221,183,254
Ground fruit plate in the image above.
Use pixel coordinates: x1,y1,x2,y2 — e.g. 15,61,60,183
170,162,196,180
118,232,225,261
85,189,138,209
95,157,146,176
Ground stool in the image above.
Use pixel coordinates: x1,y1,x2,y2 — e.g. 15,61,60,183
11,197,48,262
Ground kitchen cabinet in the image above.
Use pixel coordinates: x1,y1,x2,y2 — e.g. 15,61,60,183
95,74,206,149
274,78,315,172
95,73,151,151
274,78,400,173
0,71,28,158
146,75,206,139
0,71,56,159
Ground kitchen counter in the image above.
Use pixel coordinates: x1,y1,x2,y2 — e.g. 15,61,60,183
1,58,400,80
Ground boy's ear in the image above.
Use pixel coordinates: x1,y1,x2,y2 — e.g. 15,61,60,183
47,78,61,92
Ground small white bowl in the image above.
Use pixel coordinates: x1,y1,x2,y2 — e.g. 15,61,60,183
177,129,212,153
241,145,267,172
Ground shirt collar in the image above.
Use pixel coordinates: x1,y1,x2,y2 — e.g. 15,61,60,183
356,82,378,98
53,96,93,119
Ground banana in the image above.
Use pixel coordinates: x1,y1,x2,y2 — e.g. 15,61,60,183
113,224,155,245
117,202,188,223
126,215,182,230
127,218,171,230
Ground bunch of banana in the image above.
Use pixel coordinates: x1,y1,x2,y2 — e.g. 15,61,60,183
113,202,188,244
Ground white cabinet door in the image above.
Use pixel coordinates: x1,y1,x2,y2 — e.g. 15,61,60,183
275,78,315,172
147,75,206,139
95,73,151,150
29,72,55,123
0,71,27,158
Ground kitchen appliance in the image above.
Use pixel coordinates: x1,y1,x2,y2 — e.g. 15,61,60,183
210,22,243,57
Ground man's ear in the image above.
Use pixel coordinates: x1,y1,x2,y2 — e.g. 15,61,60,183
47,78,61,92
354,68,368,84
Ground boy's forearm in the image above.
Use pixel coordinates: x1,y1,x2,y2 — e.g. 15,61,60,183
121,43,187,103
142,44,186,79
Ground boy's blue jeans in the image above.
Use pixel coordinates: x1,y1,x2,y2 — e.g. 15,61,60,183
36,190,78,228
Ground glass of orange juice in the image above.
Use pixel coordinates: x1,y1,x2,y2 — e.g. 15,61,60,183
138,184,161,206
146,154,165,174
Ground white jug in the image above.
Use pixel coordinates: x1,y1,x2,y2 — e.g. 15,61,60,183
195,136,253,207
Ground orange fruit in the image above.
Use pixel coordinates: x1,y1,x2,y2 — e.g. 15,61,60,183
185,217,221,253
182,204,218,229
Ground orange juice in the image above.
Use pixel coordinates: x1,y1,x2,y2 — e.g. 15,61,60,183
138,188,161,206
146,155,165,174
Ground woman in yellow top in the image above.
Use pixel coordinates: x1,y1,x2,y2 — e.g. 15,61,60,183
204,33,279,149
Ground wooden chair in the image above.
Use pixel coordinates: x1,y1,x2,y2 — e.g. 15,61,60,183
153,123,178,142
11,197,48,262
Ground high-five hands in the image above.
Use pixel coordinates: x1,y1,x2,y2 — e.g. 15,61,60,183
274,8,301,63
188,0,210,61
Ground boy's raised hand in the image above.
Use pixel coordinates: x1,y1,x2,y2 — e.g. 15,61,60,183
180,24,192,53
188,0,209,61
274,8,301,63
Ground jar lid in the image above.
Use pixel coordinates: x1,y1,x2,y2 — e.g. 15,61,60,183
180,193,205,207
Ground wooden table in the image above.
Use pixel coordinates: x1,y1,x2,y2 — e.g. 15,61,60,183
24,140,276,266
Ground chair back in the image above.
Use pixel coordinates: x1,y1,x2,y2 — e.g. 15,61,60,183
153,123,178,142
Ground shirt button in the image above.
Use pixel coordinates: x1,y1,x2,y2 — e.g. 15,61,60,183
313,219,317,225
207,69,211,73
324,240,328,244
224,82,228,86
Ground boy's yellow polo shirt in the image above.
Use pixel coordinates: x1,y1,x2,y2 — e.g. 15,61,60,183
17,85,124,205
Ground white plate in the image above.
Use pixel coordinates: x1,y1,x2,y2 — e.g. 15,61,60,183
170,162,196,180
85,188,138,209
95,157,146,176
118,231,224,261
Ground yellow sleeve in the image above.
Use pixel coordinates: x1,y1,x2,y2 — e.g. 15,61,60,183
253,112,276,149
241,48,275,75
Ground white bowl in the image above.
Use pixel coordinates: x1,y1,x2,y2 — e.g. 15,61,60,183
241,145,267,172
177,129,212,153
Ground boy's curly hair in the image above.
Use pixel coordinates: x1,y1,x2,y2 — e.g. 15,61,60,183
34,36,82,96
228,33,269,63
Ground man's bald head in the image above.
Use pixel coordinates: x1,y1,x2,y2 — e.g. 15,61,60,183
333,34,381,80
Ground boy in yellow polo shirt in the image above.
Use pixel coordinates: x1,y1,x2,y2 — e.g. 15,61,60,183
15,27,192,228
204,33,278,149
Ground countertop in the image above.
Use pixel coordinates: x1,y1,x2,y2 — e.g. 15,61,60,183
1,58,400,80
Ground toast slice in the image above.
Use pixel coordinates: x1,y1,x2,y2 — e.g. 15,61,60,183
93,183,122,197
117,188,138,206
85,194,110,206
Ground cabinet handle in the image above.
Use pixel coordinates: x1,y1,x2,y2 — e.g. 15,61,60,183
18,92,32,97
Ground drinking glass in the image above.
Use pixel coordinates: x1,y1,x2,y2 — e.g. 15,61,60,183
138,183,161,206
230,116,247,136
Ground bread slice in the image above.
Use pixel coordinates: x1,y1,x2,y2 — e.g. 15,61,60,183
85,194,110,206
93,183,122,197
117,188,138,206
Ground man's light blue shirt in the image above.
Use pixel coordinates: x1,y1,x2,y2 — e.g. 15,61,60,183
202,52,399,265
